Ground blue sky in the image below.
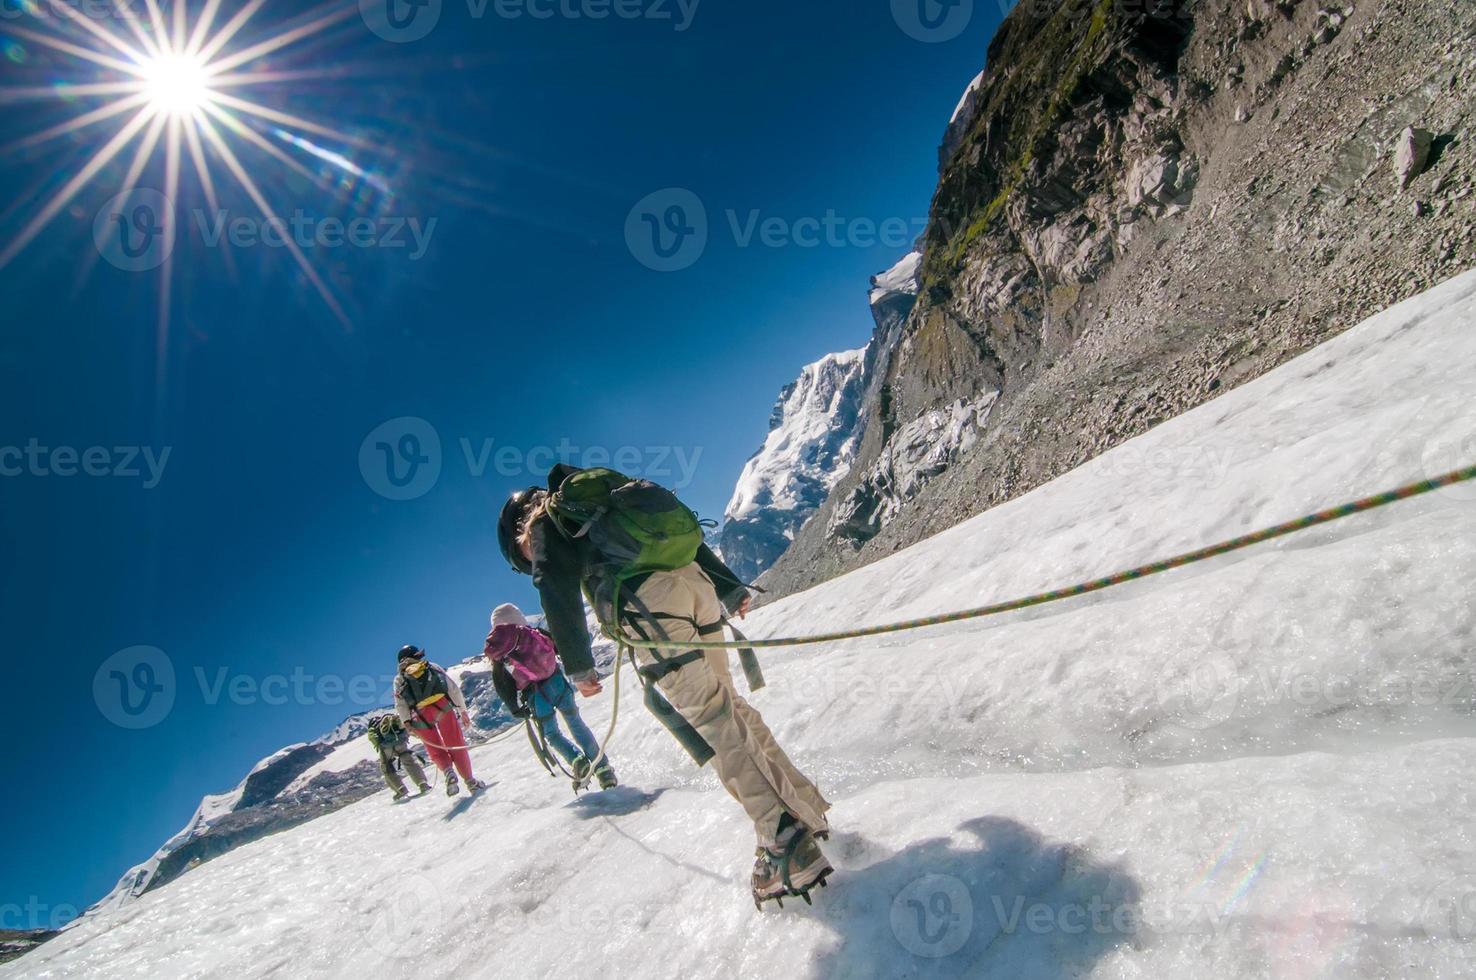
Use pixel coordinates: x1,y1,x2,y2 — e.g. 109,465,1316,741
0,0,1001,919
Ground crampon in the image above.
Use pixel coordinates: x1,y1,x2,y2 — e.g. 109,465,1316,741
752,830,833,910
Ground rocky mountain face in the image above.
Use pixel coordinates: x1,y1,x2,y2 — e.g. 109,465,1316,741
0,930,56,965
761,0,1476,596
717,251,928,582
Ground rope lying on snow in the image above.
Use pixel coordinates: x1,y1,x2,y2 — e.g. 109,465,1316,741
601,463,1476,652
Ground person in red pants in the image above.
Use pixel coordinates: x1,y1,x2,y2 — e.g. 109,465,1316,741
392,645,486,796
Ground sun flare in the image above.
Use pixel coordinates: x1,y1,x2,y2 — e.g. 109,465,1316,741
139,51,214,118
0,0,373,330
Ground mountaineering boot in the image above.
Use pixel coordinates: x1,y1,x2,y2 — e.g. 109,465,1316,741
415,781,431,795
595,761,618,790
465,777,487,794
445,769,461,797
570,756,593,792
751,830,833,910
391,787,409,803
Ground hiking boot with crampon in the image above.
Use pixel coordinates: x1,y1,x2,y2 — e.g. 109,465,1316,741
465,777,487,794
391,787,409,803
595,761,618,790
444,770,460,797
751,830,833,910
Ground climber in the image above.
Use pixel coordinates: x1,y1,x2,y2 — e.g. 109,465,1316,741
366,713,430,801
497,464,833,908
484,602,618,791
392,645,487,797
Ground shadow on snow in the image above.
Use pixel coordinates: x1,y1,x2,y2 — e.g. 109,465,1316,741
806,816,1144,979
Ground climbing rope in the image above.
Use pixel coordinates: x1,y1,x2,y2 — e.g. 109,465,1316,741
416,721,526,754
601,462,1476,651
576,644,625,790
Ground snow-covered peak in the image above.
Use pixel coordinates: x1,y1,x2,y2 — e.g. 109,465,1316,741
719,347,870,581
950,69,985,125
940,69,987,171
869,251,922,305
725,347,867,524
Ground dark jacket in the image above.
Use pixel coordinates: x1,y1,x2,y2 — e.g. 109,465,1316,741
530,464,749,681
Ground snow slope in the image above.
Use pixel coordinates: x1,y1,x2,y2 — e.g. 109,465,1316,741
16,271,1476,977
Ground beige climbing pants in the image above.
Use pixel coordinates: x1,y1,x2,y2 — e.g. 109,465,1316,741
628,562,830,848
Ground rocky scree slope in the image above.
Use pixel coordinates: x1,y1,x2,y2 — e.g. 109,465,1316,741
762,0,1476,596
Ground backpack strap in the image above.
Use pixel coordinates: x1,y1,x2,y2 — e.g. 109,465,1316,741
623,593,764,692
622,593,706,683
523,717,558,776
612,604,714,767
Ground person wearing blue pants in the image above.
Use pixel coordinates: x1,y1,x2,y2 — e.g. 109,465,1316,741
484,603,618,789
529,671,601,770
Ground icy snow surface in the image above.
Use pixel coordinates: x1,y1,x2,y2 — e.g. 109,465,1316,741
15,271,1476,978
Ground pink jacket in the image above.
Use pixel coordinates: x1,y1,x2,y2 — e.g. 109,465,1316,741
483,624,561,690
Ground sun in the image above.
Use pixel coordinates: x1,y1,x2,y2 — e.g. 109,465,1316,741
0,0,376,328
139,51,213,118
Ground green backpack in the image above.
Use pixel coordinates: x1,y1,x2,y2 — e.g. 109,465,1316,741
545,468,706,582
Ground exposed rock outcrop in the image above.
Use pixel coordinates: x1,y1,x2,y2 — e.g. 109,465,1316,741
762,0,1476,597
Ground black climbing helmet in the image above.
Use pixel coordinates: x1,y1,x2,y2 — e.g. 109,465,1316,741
498,487,542,575
397,644,425,663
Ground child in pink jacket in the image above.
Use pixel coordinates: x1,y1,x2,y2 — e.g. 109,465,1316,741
484,604,617,789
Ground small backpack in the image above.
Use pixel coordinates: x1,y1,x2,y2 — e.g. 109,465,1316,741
545,468,706,580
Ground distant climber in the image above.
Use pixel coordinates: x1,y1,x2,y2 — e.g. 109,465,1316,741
497,465,833,908
366,714,430,801
484,602,617,791
392,645,487,797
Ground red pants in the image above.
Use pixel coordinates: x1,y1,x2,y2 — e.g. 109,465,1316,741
411,702,475,781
